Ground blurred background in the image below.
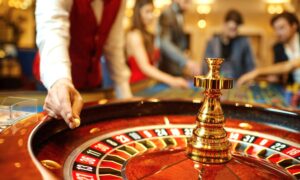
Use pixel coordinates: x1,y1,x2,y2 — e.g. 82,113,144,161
0,0,299,90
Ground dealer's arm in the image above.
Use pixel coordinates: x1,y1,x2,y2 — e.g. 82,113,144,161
36,0,83,129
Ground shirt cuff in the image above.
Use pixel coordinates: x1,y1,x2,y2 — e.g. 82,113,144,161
41,62,72,89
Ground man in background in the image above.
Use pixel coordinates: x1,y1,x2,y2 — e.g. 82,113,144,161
158,0,200,77
203,9,255,79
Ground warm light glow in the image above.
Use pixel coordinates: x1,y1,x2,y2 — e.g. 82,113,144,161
163,116,170,125
245,104,253,108
197,5,211,14
89,128,100,134
8,0,14,7
126,0,135,9
148,98,160,102
14,162,21,168
98,99,108,105
267,4,284,14
197,19,207,29
0,50,5,59
123,17,131,29
18,139,23,147
153,0,171,9
127,0,172,9
192,99,201,103
194,0,214,4
154,8,161,17
125,9,133,17
238,122,253,129
265,0,290,4
265,0,291,14
8,0,33,10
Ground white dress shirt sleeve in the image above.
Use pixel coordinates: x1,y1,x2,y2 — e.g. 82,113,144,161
35,0,73,89
103,0,133,98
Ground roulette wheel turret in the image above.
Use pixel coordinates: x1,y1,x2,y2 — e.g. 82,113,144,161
187,58,233,164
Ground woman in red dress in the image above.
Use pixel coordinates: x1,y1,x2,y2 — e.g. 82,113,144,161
126,0,188,88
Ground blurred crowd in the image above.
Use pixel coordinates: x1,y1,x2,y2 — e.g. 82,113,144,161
125,0,300,108
126,0,300,87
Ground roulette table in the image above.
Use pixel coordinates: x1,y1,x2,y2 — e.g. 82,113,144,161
0,59,299,180
134,82,300,110
0,99,299,179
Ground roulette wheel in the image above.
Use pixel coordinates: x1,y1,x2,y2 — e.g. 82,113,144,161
0,59,299,180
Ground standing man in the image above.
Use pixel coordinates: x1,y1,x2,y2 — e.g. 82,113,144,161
203,9,255,79
158,0,200,77
34,0,132,129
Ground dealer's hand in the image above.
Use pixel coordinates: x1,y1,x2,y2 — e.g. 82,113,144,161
43,78,83,129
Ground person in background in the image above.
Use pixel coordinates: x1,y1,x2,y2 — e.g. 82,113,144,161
203,9,255,79
34,0,132,129
158,0,200,77
126,0,188,88
237,11,300,86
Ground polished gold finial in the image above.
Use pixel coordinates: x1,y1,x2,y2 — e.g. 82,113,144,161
187,58,233,164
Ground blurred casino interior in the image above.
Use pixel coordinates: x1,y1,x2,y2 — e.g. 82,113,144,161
0,0,299,109
1,2,300,179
